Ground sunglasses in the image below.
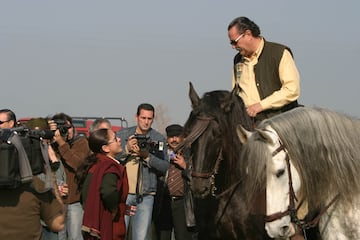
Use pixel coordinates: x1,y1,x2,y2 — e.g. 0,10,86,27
230,33,244,46
0,120,10,125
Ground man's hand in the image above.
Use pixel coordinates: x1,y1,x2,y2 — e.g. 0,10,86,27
246,102,263,117
126,135,140,153
172,154,186,169
126,205,137,216
48,120,66,146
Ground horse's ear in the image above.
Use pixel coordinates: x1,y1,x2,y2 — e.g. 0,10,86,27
189,82,200,108
237,125,274,144
221,83,241,112
256,129,274,144
237,125,252,144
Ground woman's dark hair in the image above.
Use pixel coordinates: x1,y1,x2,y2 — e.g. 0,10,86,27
75,129,110,192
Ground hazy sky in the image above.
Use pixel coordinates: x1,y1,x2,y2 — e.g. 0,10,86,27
1,1,359,129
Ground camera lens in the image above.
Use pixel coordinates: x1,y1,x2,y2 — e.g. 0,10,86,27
139,142,147,149
58,126,68,136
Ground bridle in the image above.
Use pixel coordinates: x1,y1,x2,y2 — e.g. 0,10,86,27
265,142,340,235
175,115,224,197
191,148,223,197
264,143,298,223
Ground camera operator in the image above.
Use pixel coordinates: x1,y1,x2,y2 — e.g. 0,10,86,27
49,112,91,240
117,103,169,240
26,117,69,240
0,109,65,239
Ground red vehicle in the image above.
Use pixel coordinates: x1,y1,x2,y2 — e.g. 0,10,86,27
18,117,127,137
71,117,127,137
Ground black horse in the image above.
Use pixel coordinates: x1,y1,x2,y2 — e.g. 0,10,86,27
180,82,271,240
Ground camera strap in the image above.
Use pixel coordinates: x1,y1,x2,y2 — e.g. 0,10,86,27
8,133,33,183
135,158,144,203
39,143,54,191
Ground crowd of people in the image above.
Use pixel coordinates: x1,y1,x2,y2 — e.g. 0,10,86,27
0,15,301,240
0,105,197,240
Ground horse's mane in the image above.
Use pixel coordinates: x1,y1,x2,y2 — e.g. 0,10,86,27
242,107,360,210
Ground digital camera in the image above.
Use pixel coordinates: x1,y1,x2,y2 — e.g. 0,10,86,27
133,133,164,154
53,119,71,137
134,134,151,151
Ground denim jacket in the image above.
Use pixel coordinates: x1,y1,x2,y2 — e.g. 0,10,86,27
117,126,169,194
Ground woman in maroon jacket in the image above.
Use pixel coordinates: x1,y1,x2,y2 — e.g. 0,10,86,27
77,129,129,240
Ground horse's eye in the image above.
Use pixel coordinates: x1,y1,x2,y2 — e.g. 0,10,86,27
276,169,285,178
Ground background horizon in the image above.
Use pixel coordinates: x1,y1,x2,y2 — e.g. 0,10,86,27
1,1,359,129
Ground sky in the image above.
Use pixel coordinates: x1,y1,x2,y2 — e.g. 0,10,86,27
1,1,359,129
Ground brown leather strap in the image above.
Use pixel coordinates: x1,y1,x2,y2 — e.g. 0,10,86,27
174,116,212,152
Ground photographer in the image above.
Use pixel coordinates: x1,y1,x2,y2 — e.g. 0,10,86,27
117,103,169,240
49,113,91,240
0,109,65,239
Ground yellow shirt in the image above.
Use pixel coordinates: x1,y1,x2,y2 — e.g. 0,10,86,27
125,160,139,194
232,38,300,110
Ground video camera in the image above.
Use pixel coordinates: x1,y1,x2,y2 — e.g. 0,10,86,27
0,127,54,189
0,127,54,141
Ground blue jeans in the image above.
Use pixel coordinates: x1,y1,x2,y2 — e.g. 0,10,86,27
62,202,84,240
125,194,154,240
42,226,59,240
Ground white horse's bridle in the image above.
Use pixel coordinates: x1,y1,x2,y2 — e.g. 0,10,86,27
264,142,300,224
264,134,340,237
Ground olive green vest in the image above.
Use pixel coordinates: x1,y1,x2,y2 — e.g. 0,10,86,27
233,40,299,120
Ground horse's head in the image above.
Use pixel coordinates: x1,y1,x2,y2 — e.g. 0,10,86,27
186,115,223,199
237,125,301,239
183,82,252,199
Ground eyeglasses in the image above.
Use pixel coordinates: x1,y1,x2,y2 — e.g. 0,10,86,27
230,33,244,46
108,135,119,145
0,120,10,125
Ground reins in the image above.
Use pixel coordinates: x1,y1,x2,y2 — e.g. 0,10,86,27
214,176,244,226
174,116,213,153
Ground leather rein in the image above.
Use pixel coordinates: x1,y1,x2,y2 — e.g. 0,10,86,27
175,116,223,197
265,142,340,234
